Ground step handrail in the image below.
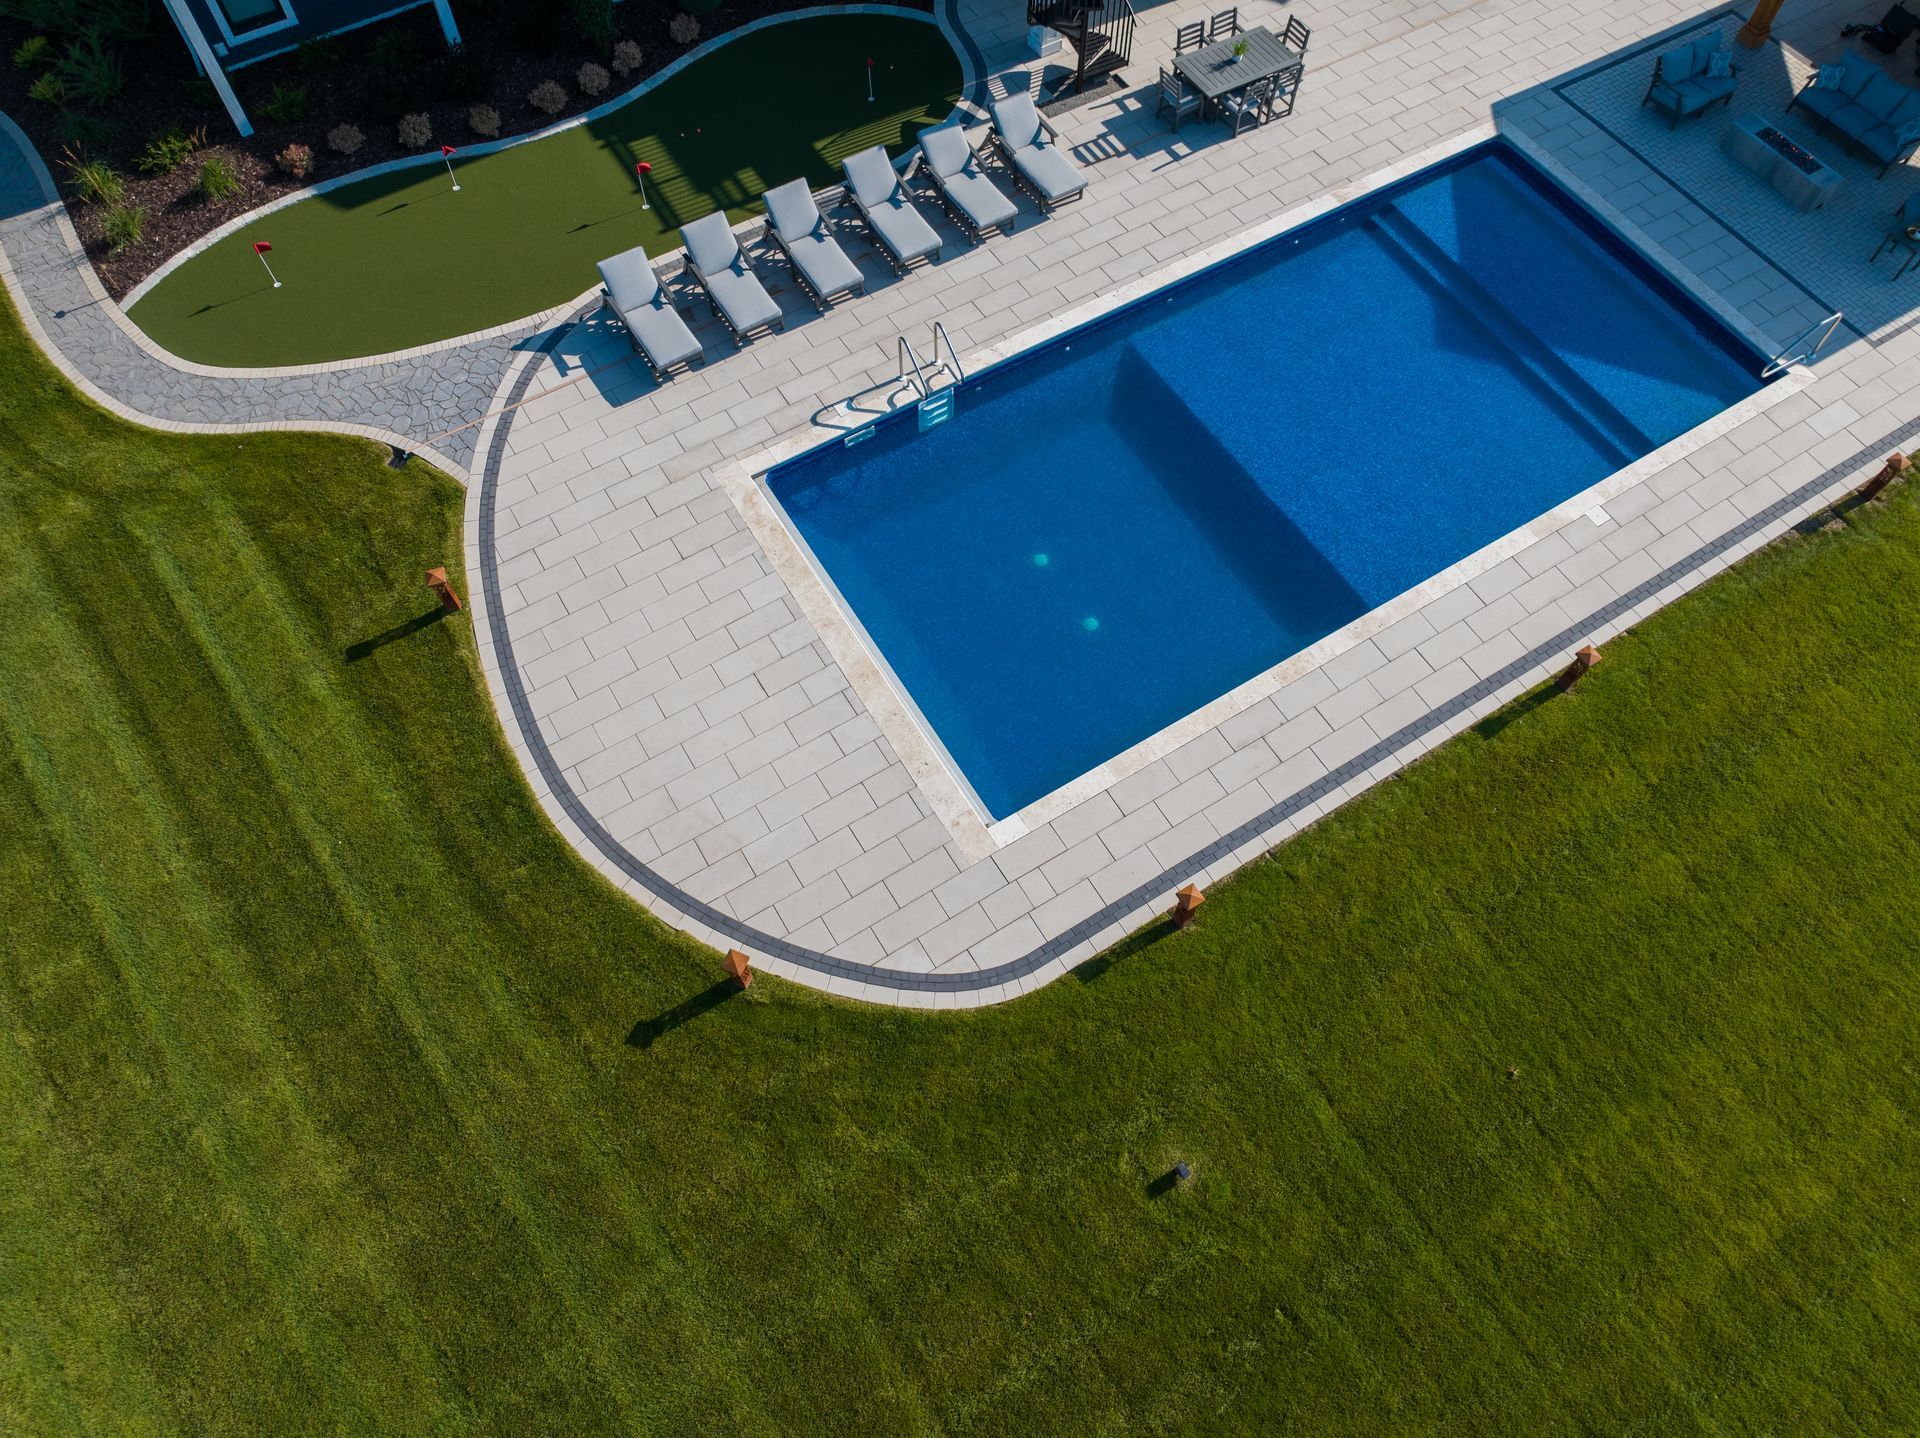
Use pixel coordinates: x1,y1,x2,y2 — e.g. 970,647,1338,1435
1761,310,1843,379
899,323,966,400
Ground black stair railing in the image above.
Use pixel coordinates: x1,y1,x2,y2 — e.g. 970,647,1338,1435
1027,0,1136,94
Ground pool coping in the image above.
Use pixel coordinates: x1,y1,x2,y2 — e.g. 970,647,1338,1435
721,122,1814,859
114,4,974,377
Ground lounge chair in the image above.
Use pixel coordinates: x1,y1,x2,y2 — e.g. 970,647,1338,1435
678,211,784,345
989,95,1089,211
842,145,942,273
762,179,864,310
595,244,704,380
916,124,1017,243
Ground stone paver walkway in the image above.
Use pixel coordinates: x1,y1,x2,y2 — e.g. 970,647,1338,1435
0,113,526,474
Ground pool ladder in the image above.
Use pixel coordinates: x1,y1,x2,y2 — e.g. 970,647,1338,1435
1761,310,1843,378
899,322,966,430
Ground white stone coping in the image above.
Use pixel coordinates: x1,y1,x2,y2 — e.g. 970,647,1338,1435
723,123,1814,854
111,3,972,377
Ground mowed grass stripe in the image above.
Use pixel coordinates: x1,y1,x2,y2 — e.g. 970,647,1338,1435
0,519,392,1432
140,507,783,1431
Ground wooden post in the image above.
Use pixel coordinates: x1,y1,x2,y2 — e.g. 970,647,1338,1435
425,567,462,612
1171,883,1205,929
1737,0,1786,47
1855,452,1906,504
1555,644,1601,691
723,949,753,989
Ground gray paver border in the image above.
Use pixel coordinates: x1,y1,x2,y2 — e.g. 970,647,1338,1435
471,299,1900,1000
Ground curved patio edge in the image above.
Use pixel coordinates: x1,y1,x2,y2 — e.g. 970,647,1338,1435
110,3,973,379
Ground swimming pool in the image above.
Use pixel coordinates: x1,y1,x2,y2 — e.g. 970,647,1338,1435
764,141,1767,821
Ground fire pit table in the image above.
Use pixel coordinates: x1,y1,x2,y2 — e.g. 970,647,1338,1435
1723,111,1843,211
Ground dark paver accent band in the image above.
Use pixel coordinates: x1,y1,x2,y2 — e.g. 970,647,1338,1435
481,319,1906,994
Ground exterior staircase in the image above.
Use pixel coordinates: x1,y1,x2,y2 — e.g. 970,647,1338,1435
1026,0,1136,97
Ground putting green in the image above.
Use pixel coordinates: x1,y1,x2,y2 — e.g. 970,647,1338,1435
127,13,962,367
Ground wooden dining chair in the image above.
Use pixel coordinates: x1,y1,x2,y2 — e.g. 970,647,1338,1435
1283,15,1311,52
1221,73,1272,135
1174,19,1206,52
1208,7,1240,41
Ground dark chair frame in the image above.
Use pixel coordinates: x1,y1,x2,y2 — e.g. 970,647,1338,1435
1174,19,1205,52
1156,64,1203,129
1208,6,1239,41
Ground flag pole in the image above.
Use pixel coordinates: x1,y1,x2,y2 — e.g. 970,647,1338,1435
252,240,280,288
441,144,460,192
867,57,875,102
636,160,652,211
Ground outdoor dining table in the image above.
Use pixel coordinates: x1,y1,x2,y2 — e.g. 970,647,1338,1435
1172,24,1304,122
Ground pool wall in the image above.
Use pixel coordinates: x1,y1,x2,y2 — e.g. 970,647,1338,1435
723,123,1814,862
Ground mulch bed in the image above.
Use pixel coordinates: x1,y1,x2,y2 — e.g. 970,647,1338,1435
0,0,932,299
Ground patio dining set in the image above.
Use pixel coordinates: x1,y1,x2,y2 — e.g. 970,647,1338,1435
1156,8,1312,136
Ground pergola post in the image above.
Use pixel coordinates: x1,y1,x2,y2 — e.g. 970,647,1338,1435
1737,0,1787,48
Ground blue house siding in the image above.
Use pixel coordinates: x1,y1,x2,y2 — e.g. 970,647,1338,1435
177,0,453,70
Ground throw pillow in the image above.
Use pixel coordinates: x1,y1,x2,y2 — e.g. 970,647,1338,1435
1706,48,1734,78
1897,115,1920,146
1815,62,1849,88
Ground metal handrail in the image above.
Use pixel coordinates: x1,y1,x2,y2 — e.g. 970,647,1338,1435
899,323,966,399
1761,310,1843,379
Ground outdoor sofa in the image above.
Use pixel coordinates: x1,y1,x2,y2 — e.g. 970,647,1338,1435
989,95,1089,211
916,123,1017,243
1641,33,1739,129
1787,49,1920,176
679,211,785,344
842,145,943,273
762,179,865,310
596,244,704,380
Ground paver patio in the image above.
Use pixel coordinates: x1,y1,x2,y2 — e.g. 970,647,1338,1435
6,0,1919,1005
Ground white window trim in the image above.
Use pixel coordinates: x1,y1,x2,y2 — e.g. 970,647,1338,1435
203,0,301,50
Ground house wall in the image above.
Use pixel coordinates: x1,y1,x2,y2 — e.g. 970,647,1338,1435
179,0,444,69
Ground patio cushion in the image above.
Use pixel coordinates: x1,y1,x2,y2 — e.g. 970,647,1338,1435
597,245,660,307
1838,51,1883,96
1888,90,1920,129
1796,84,1851,119
1855,71,1912,120
596,245,703,372
991,94,1047,151
681,211,743,276
1829,101,1886,137
843,144,902,209
1007,142,1088,204
1656,41,1701,82
1674,74,1734,110
918,122,976,179
1857,121,1912,162
762,177,822,243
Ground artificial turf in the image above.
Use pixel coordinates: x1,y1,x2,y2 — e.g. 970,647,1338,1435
3,283,1919,1433
124,13,961,368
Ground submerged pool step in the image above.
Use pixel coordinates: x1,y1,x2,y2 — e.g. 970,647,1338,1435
1368,205,1656,464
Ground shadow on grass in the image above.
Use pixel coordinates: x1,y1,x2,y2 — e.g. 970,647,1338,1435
627,980,739,1049
344,607,449,662
1472,682,1563,741
1073,915,1178,985
1145,1167,1183,1198
188,282,275,317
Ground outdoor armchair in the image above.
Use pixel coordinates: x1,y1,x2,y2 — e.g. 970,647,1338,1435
842,145,943,272
762,179,865,310
989,94,1089,211
679,211,784,344
595,244,704,380
917,123,1018,243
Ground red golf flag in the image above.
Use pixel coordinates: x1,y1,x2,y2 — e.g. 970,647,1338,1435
636,161,652,175
441,144,456,157
252,240,272,254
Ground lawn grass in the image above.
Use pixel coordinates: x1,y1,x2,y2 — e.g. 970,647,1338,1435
124,13,960,368
3,281,1920,1434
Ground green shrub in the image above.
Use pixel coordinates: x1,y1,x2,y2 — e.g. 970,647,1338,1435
571,0,615,51
100,200,144,253
55,28,122,105
11,35,51,67
294,35,343,72
258,82,308,125
179,75,217,108
369,27,419,73
2,0,148,42
62,147,123,203
26,70,64,105
193,154,241,202
54,108,110,149
137,125,201,174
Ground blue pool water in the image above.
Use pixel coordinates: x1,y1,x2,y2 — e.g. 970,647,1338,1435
767,143,1765,819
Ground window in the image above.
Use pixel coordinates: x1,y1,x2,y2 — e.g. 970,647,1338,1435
210,0,295,42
